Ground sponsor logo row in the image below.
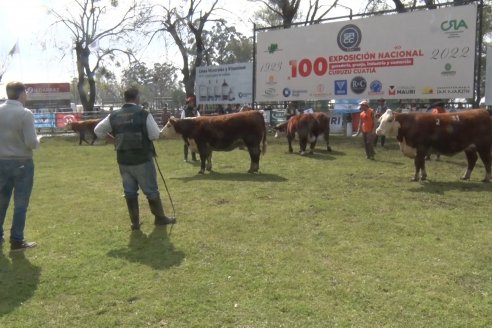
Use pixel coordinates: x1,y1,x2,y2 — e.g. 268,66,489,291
261,77,471,98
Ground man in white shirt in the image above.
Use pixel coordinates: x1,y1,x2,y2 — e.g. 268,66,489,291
0,81,40,251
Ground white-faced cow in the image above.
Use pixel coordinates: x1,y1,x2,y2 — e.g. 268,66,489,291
376,108,492,182
274,112,332,155
161,111,267,174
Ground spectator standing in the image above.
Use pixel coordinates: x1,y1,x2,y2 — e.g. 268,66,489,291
354,100,376,160
181,95,200,162
94,86,176,230
0,81,40,251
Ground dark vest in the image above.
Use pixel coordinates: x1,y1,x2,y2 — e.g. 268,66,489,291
184,106,198,117
109,104,153,165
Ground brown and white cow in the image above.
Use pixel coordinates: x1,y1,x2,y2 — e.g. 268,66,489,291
376,108,492,182
274,112,332,155
161,111,267,174
65,119,101,145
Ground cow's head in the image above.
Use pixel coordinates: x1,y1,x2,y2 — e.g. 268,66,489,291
274,121,288,138
376,109,399,136
160,117,179,138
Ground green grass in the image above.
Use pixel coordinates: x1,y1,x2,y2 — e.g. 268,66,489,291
1,133,492,328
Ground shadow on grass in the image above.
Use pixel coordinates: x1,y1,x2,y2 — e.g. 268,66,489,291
175,172,288,182
107,227,184,270
0,251,41,316
407,180,492,194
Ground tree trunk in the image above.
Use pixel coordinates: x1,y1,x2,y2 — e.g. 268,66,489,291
75,41,95,111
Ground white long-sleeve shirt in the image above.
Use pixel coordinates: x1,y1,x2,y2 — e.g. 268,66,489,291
0,99,40,159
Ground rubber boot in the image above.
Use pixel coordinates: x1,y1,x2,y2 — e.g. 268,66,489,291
148,198,176,226
125,197,141,230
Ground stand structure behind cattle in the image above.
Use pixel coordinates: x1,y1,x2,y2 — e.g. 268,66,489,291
161,111,267,174
376,109,492,182
274,112,332,155
65,119,101,145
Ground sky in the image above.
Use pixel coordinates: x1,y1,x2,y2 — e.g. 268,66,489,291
0,0,365,98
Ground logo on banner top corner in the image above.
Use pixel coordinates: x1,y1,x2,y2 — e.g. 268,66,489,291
337,24,362,52
265,43,282,54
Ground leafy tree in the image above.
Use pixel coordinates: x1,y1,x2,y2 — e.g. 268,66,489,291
147,0,221,98
204,23,253,65
49,0,149,111
122,61,180,110
148,0,254,98
250,0,339,28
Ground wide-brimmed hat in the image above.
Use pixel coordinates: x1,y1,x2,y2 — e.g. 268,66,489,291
359,100,369,106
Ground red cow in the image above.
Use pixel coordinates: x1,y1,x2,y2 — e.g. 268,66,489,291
274,112,332,155
65,119,101,145
376,109,492,182
161,111,267,174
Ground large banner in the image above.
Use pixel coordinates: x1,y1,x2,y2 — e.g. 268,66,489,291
195,63,252,105
256,4,477,102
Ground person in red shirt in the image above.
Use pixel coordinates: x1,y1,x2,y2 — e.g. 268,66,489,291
354,100,376,160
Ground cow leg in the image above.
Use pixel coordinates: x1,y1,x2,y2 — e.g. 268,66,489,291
206,153,213,172
462,149,478,180
476,146,492,182
80,131,89,145
90,132,97,145
324,133,332,152
299,137,307,155
308,134,316,154
413,153,427,181
287,135,294,153
309,140,316,154
247,145,261,173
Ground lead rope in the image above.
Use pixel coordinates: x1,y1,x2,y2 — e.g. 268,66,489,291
153,155,176,237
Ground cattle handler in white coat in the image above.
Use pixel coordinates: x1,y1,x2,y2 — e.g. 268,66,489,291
95,86,176,230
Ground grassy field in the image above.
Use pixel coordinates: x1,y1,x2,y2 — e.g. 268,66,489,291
1,132,491,328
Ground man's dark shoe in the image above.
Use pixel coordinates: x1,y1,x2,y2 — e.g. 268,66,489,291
10,240,37,251
155,216,176,226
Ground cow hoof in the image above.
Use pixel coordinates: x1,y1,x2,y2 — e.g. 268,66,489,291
327,146,332,152
410,177,419,182
481,179,490,183
198,170,205,174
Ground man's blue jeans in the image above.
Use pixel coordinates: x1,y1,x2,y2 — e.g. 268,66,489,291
119,160,160,200
0,159,35,242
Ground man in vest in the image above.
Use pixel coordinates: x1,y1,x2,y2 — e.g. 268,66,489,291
181,95,200,162
95,86,176,230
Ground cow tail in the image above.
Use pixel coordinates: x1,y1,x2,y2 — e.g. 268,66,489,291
261,120,267,155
